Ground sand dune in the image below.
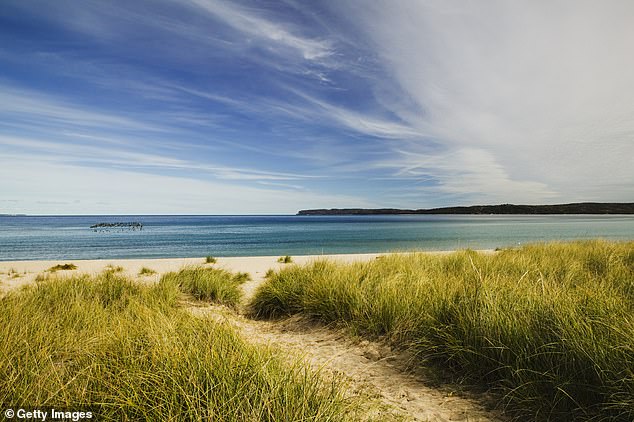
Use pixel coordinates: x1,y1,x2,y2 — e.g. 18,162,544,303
1,250,503,421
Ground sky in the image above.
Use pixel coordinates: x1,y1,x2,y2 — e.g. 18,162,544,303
1,0,633,215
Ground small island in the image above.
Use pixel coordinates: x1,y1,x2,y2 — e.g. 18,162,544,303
297,202,634,215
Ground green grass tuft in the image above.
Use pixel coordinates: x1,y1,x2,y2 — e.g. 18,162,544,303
48,263,77,272
138,267,157,276
163,266,248,307
265,268,276,278
278,255,293,264
34,273,50,282
205,255,217,264
104,265,124,273
251,240,634,421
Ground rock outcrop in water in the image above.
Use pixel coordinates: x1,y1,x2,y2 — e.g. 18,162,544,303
90,222,143,231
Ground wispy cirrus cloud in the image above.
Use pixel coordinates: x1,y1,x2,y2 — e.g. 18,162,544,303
183,0,335,63
0,134,321,182
0,84,166,133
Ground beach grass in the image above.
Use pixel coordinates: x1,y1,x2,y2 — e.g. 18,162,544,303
278,255,293,264
47,263,77,272
103,264,124,273
0,271,355,420
138,266,157,276
205,255,217,264
250,240,634,420
161,266,249,307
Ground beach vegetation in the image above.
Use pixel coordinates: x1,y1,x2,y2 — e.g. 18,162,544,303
162,266,247,307
8,268,22,279
205,255,217,264
233,271,251,283
0,271,355,420
104,265,124,273
278,255,293,264
251,241,634,420
48,263,77,272
34,273,51,282
138,267,157,276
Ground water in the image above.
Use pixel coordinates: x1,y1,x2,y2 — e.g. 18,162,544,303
0,215,633,261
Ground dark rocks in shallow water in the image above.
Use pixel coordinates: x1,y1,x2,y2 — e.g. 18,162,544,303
90,222,143,232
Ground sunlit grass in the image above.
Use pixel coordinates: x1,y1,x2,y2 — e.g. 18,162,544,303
138,266,157,276
251,240,634,420
162,266,250,307
103,264,124,273
0,271,355,420
47,263,77,272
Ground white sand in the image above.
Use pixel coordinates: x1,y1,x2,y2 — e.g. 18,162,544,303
0,250,493,297
0,253,383,296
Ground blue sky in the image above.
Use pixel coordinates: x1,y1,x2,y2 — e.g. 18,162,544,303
1,0,633,214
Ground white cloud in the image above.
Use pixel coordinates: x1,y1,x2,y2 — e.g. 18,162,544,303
183,0,334,62
0,158,373,215
337,0,634,203
289,90,424,139
0,84,164,132
0,135,319,182
372,147,556,205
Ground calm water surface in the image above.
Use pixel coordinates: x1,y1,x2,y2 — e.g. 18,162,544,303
1,215,633,261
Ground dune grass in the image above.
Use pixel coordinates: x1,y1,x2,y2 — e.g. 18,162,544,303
162,266,250,307
251,240,634,420
103,264,124,274
47,263,77,272
0,271,355,420
138,266,157,276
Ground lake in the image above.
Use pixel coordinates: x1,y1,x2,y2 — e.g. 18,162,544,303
1,214,633,261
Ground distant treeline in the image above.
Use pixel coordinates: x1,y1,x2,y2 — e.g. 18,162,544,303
297,202,634,215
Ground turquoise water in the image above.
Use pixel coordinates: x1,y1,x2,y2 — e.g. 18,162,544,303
0,215,633,261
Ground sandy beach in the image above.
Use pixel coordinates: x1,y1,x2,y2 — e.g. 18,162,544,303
0,250,496,298
0,253,385,298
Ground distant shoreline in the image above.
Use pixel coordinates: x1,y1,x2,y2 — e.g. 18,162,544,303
297,202,634,215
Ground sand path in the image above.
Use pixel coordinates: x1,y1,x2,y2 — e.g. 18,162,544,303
192,302,506,422
203,255,504,421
